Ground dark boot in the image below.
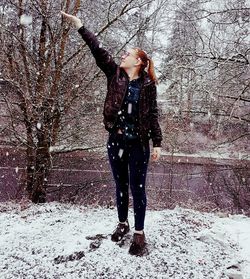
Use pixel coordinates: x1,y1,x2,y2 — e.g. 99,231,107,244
111,220,130,242
128,232,146,256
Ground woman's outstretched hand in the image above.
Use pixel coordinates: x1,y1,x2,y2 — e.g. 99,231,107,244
61,11,83,29
152,147,161,162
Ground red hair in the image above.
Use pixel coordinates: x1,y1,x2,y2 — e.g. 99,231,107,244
134,48,158,84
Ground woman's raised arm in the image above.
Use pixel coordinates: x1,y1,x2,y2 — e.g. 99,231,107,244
61,11,117,77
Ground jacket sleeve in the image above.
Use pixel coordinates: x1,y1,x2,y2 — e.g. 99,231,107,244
149,84,162,147
78,26,117,77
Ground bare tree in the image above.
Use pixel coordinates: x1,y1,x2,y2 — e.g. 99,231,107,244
159,0,249,152
0,0,163,203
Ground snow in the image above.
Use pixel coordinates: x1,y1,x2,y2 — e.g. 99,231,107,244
0,202,249,278
20,14,33,26
210,215,250,277
36,122,42,130
128,103,132,114
118,148,124,158
49,145,94,153
161,150,250,162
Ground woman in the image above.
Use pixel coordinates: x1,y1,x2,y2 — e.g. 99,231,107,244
61,11,162,256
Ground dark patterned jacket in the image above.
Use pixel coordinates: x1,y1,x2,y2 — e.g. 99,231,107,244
78,26,162,147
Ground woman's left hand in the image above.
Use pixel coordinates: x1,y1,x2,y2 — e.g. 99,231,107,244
151,147,161,161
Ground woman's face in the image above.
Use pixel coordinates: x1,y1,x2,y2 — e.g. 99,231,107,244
120,48,140,69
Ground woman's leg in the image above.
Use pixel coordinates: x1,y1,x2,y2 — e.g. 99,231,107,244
107,135,129,222
128,141,150,231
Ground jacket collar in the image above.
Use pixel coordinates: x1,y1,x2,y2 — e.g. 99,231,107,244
141,71,155,86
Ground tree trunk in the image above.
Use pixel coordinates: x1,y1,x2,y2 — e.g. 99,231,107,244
26,146,35,198
31,143,50,203
29,125,50,203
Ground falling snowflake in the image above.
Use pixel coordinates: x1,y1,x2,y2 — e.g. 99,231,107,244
118,149,124,158
20,14,33,25
37,122,42,129
127,103,132,114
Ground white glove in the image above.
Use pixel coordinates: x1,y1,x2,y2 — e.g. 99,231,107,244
61,11,83,29
151,147,161,162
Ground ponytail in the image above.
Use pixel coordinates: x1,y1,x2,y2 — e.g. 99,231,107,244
134,48,158,85
147,58,158,85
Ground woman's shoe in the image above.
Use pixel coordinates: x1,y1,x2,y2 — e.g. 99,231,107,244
111,221,130,242
128,232,146,256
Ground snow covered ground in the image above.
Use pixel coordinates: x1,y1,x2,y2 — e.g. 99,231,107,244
0,202,249,279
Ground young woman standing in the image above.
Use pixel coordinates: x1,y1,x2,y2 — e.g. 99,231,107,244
61,11,162,256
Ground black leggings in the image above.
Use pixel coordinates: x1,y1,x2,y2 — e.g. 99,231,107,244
107,134,150,231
